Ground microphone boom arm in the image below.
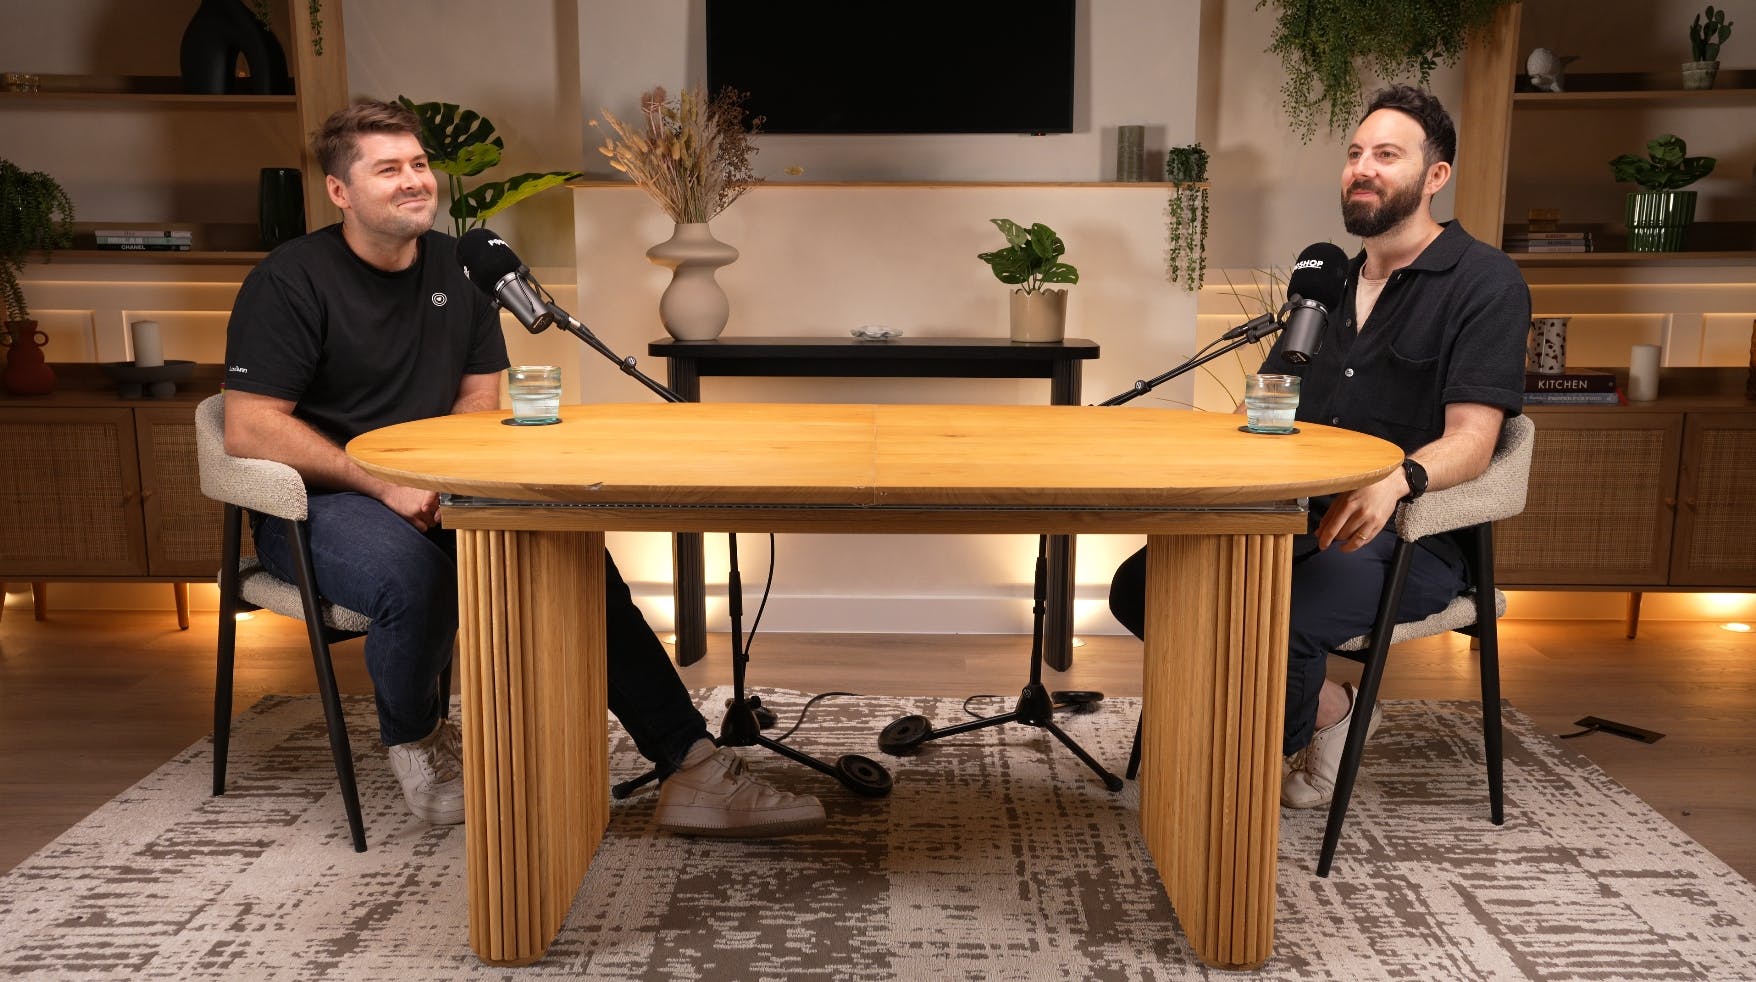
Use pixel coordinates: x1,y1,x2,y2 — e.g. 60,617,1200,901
1098,310,1284,407
551,306,684,404
520,273,684,404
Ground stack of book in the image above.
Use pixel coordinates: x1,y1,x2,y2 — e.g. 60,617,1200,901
1524,368,1622,405
1504,230,1593,253
94,228,193,251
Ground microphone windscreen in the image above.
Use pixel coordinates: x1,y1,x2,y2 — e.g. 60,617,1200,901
456,227,524,294
1285,242,1349,310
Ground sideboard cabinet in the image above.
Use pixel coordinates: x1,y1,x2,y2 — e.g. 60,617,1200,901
1497,369,1756,632
0,367,226,625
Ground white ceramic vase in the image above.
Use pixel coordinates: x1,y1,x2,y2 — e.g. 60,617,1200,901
1009,289,1068,343
646,222,739,341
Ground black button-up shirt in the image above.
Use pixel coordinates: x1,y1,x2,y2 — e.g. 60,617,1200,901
1259,221,1529,456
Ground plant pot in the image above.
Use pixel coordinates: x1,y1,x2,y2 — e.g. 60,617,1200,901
646,222,739,341
1009,289,1068,343
1624,190,1696,253
2,320,57,396
1681,60,1719,91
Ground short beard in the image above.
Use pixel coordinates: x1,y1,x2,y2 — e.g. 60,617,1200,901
1341,175,1423,238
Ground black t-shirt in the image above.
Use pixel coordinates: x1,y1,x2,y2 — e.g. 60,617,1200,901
1259,220,1529,455
223,225,509,447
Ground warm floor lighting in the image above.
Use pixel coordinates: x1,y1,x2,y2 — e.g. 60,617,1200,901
1071,636,1087,647
234,611,255,622
660,633,677,645
1721,622,1753,633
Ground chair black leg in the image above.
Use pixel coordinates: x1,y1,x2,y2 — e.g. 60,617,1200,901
1318,539,1414,878
1474,527,1505,827
213,504,243,798
1126,715,1142,781
287,519,368,853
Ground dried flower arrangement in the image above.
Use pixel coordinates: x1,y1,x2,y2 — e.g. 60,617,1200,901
592,86,763,224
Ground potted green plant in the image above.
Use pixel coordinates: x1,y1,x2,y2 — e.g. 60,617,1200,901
1260,0,1519,141
1,159,74,396
1608,134,1715,252
978,219,1079,343
1164,144,1209,293
396,97,582,239
1684,5,1734,90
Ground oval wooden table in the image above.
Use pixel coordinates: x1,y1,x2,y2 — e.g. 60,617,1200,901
349,402,1402,970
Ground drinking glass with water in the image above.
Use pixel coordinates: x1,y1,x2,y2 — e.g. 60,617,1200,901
1243,373,1300,434
506,365,562,425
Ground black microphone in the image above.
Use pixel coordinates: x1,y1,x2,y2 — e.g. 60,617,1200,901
457,227,555,334
1277,242,1348,363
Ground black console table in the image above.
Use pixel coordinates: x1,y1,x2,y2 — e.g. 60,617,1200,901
648,336,1101,669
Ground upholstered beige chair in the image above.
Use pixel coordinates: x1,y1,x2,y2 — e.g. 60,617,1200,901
194,393,374,852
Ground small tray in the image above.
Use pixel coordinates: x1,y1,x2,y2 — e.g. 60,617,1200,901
851,326,903,341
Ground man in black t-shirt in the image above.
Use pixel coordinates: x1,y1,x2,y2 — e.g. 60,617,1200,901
223,101,823,838
1109,86,1528,809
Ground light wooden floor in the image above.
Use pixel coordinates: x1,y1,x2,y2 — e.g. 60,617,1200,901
1,610,1751,882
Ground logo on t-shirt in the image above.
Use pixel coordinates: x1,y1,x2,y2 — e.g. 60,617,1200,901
432,292,447,307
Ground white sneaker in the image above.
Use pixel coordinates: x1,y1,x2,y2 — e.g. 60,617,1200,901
1282,683,1382,810
387,718,465,825
655,742,825,838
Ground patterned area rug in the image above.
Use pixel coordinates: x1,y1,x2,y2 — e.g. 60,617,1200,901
2,688,1754,980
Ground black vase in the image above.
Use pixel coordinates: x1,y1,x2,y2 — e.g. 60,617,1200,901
258,167,307,249
179,0,294,95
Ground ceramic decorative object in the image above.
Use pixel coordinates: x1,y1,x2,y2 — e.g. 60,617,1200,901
1527,317,1569,374
2,321,56,396
99,360,196,399
1681,60,1720,90
1010,289,1068,343
179,0,292,95
1625,190,1697,252
1115,125,1145,182
646,222,739,341
1525,48,1577,92
258,167,306,250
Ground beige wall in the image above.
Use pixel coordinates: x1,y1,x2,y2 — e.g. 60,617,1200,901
7,0,1751,624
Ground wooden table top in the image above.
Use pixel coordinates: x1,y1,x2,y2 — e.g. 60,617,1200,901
347,403,1402,511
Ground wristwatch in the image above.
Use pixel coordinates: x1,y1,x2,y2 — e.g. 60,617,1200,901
1400,458,1429,502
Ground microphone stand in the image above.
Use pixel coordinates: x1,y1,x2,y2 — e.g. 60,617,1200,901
524,291,893,800
877,309,1294,789
1098,310,1281,407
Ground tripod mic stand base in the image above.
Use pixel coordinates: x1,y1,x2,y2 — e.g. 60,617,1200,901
877,687,1124,792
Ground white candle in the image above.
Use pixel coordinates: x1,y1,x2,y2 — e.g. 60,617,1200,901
130,320,164,368
1628,343,1661,402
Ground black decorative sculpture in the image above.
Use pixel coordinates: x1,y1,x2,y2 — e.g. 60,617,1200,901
179,0,293,96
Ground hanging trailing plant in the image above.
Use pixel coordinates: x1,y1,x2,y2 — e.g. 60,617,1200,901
1259,0,1517,141
1164,143,1209,293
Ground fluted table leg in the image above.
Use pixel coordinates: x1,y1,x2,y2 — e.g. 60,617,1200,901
1138,531,1292,970
456,529,608,966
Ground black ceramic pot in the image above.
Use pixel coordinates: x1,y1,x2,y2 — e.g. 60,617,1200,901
179,0,293,95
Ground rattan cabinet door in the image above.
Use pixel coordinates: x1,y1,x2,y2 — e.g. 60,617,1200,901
1495,409,1682,587
0,407,148,577
135,406,226,578
1670,412,1756,587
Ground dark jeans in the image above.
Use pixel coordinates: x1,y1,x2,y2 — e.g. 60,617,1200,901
1107,495,1467,756
252,491,711,769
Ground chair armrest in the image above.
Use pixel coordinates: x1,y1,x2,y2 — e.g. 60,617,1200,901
194,394,311,521
1397,413,1535,541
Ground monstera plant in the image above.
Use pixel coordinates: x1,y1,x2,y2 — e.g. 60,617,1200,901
397,97,581,238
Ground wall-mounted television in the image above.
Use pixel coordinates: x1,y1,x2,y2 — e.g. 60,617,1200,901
705,1,1077,135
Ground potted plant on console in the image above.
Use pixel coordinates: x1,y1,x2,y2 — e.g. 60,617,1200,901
1609,134,1715,252
1,158,74,396
979,219,1079,343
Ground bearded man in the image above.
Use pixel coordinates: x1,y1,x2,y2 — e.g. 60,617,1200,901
1108,85,1529,807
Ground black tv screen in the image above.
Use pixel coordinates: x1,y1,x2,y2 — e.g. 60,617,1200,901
705,1,1076,135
